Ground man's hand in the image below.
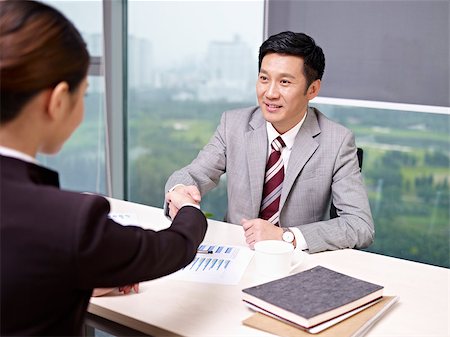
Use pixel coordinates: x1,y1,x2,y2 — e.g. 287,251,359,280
241,218,283,249
173,185,201,203
165,185,201,219
92,284,139,297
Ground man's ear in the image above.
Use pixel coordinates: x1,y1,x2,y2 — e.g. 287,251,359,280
47,82,70,120
306,79,321,100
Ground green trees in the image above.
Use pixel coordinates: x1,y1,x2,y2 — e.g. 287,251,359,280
363,149,449,267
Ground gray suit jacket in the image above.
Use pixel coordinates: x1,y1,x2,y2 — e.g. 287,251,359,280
166,106,374,253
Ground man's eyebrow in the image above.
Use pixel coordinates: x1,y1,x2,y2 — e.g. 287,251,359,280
279,73,296,79
259,69,296,79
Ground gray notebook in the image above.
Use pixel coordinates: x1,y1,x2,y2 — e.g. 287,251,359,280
242,266,384,328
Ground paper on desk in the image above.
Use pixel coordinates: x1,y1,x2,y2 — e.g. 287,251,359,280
108,213,139,226
169,244,254,285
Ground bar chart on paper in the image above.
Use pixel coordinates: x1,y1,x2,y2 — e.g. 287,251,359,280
169,244,254,285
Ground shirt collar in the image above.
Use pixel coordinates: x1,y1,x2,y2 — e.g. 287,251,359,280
0,146,37,164
266,109,308,150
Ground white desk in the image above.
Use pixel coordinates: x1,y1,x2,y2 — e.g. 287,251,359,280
88,198,450,337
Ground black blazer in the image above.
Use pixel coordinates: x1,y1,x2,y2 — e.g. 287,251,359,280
0,155,207,336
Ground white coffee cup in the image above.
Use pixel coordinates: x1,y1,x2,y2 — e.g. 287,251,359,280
253,240,305,280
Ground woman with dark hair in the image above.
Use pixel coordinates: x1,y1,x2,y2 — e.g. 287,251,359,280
0,1,207,335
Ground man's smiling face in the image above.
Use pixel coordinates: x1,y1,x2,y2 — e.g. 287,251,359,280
256,53,317,134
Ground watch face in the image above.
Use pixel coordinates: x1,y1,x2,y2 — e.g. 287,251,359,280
282,230,295,243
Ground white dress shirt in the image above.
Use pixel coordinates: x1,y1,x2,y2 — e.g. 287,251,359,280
0,146,37,164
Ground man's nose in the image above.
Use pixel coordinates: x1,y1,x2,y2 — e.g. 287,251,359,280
265,82,280,99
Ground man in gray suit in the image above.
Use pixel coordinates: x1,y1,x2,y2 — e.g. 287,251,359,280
165,31,374,253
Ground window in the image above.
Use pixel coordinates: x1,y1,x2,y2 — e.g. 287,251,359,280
311,98,450,267
127,0,264,219
42,0,448,269
267,0,450,267
39,0,107,194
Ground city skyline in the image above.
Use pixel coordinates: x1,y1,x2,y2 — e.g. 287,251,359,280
46,0,264,68
83,31,258,102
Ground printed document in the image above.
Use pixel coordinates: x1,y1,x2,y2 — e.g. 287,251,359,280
169,243,254,285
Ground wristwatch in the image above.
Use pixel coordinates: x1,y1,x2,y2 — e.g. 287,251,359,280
282,227,295,244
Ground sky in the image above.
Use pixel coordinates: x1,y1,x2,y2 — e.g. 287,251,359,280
45,0,264,67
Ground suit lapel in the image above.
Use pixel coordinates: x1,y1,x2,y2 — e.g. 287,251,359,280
245,110,268,216
280,107,321,210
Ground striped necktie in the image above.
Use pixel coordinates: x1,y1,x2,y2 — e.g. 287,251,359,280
259,136,286,225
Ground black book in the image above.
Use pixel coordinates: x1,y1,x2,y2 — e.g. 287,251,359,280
242,266,384,329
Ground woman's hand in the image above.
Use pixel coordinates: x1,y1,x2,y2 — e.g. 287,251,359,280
92,284,139,297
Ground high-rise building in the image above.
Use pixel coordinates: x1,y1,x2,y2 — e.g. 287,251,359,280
198,35,256,102
128,36,154,89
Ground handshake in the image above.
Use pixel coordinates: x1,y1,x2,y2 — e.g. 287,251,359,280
94,184,203,298
165,185,202,220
